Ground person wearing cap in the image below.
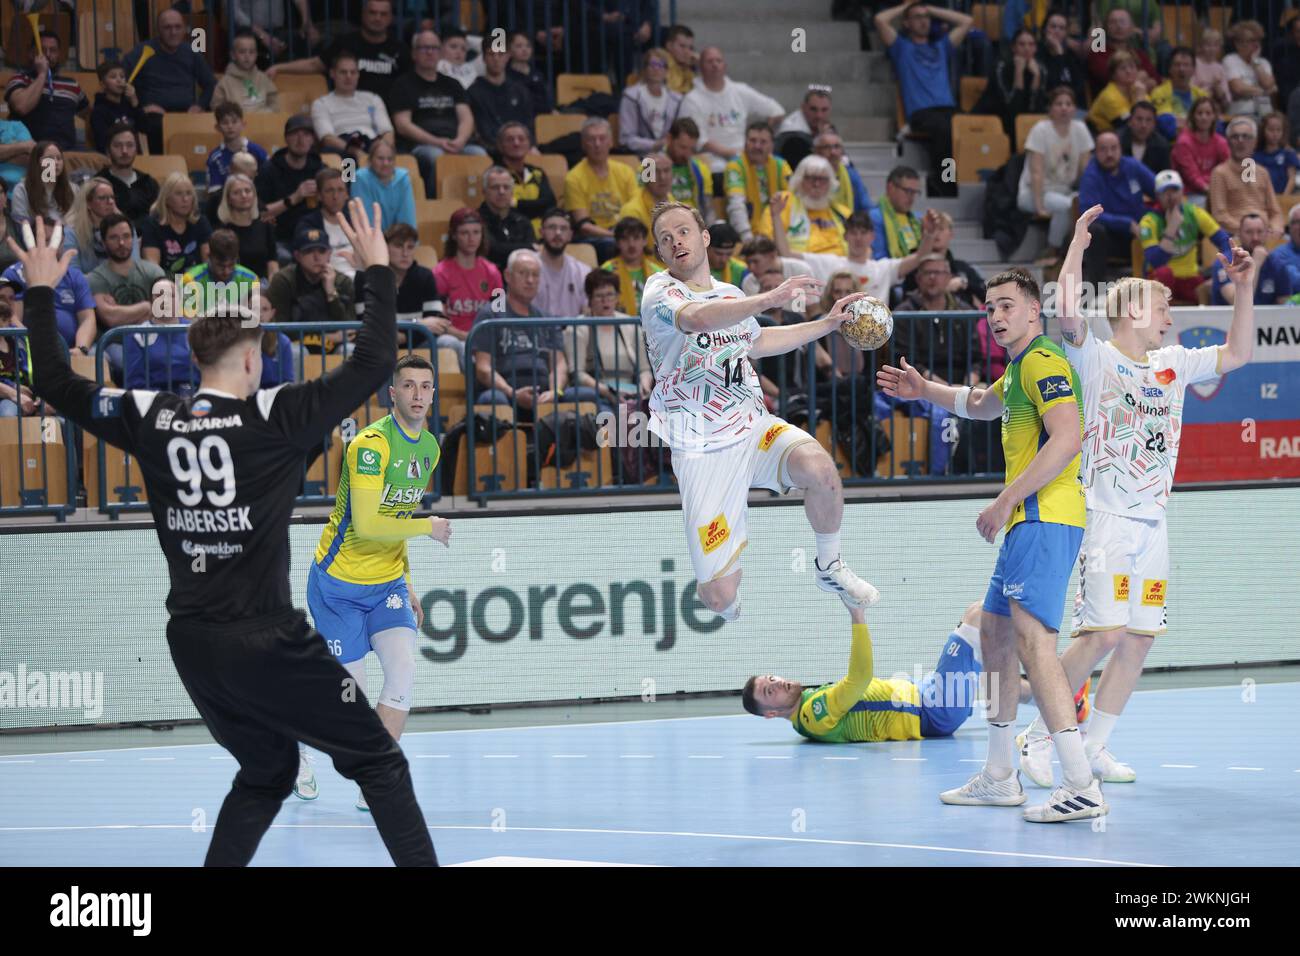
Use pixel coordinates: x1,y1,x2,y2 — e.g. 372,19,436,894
705,222,749,287
256,113,326,260
266,223,356,362
1210,211,1292,305
1140,169,1231,304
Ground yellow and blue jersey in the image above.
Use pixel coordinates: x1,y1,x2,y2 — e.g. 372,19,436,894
990,335,1086,531
314,414,441,585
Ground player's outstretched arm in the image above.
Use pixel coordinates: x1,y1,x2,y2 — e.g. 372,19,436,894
676,274,822,333
817,607,877,725
13,221,139,451
1216,241,1256,374
877,355,1004,420
749,292,864,358
1057,204,1103,347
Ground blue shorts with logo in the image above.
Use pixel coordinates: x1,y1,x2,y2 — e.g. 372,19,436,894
983,520,1084,632
919,629,983,737
306,563,416,664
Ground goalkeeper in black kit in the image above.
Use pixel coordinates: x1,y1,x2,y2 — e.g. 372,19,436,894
20,207,437,867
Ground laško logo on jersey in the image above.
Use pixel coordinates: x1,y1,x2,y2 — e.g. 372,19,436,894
381,483,424,506
697,513,730,554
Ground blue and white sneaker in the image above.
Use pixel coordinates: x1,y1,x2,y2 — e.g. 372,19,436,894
814,558,881,608
355,788,369,812
1023,779,1108,822
293,750,318,801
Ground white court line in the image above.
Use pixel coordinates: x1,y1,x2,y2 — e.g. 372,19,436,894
619,754,655,759
959,759,983,763
139,757,174,762
1160,763,1198,768
68,759,103,763
755,755,792,760
0,760,35,765
0,822,1165,867
824,756,858,761
892,758,926,762
416,754,450,759
482,754,518,759
1228,766,1265,772
687,755,722,759
551,754,587,759
208,756,233,760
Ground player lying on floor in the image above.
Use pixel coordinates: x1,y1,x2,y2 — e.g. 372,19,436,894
742,601,1032,741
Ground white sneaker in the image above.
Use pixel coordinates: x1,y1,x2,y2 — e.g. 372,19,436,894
1016,731,1054,788
355,788,369,812
814,558,881,609
293,750,318,801
939,768,1026,806
717,599,741,622
1023,778,1108,823
1089,746,1136,783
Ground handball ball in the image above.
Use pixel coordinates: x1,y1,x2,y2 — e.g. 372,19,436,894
839,296,894,351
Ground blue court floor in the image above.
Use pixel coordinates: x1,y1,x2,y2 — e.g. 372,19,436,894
1,682,1296,867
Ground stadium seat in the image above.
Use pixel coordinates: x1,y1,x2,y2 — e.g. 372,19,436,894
436,154,492,203
1131,238,1145,277
0,417,68,508
273,74,328,103
275,87,316,116
453,407,526,495
960,76,987,113
416,198,463,256
321,152,343,169
536,112,586,145
82,429,146,508
77,0,136,68
1015,114,1047,152
162,112,217,151
970,4,1001,41
556,73,613,106
533,400,611,489
303,425,345,497
565,243,599,270
70,71,101,101
243,112,290,151
952,114,1009,183
878,411,929,478
1206,6,1233,34
1279,193,1300,219
531,152,569,204
1162,5,1197,46
895,93,927,140
610,154,641,172
167,130,221,172
813,419,855,479
134,154,188,184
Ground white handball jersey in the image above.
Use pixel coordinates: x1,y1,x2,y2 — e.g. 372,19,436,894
640,270,767,453
1064,323,1222,518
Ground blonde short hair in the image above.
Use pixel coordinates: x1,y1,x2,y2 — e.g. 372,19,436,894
1106,276,1171,325
151,171,201,224
650,200,706,241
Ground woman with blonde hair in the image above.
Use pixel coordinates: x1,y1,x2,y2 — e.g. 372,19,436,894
1194,28,1233,114
142,172,213,277
618,47,683,154
1223,20,1278,118
216,172,278,278
754,154,847,255
66,176,128,271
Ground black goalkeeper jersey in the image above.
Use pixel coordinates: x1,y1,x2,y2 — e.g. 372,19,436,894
25,268,398,625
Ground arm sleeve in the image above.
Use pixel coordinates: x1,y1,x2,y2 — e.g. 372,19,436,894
347,435,432,542
1140,212,1172,268
798,624,876,731
737,82,782,121
260,265,397,450
515,167,556,220
396,173,417,228
311,96,336,138
1022,348,1079,414
195,53,216,110
1173,344,1225,386
563,168,588,212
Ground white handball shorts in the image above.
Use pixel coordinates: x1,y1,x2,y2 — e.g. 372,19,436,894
672,415,818,583
1071,509,1169,637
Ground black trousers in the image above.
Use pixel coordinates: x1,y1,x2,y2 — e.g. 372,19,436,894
166,609,437,867
1084,222,1134,286
908,106,956,197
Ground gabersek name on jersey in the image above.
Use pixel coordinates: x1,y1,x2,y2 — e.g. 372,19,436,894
166,505,254,534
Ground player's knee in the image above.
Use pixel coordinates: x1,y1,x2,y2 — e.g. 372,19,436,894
697,578,738,613
1086,627,1126,654
373,628,416,711
788,443,837,492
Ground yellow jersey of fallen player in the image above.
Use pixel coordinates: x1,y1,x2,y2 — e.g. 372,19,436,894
791,623,923,742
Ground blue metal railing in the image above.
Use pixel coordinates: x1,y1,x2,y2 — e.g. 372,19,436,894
0,328,79,521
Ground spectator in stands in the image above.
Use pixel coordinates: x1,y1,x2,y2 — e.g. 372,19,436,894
534,209,591,318
390,29,487,200
1038,10,1087,109
756,157,847,255
1256,113,1299,196
122,275,197,393
257,113,325,258
506,31,554,115
300,168,358,280
771,203,934,303
1171,96,1229,202
495,123,556,233
601,217,663,317
1270,203,1300,289
778,86,834,138
66,177,129,273
1194,29,1233,116
1088,51,1154,134
1077,130,1157,284
270,0,408,100
0,297,40,417
232,0,321,61
1120,101,1171,175
347,138,415,230
1151,47,1207,140
212,30,281,114
90,62,144,154
177,229,261,319
1211,117,1284,236
267,223,356,357
1210,211,1291,305
141,174,213,280
353,221,449,356
4,220,96,355
869,165,924,262
977,29,1049,138
3,31,88,153
739,234,812,299
207,103,270,213
88,213,166,342
123,7,217,154
813,272,864,379
1018,87,1095,262
619,47,683,154
1274,13,1300,111
1141,169,1231,305
619,152,673,245
664,118,711,211
569,270,653,404
750,263,817,404
479,165,536,273
1291,88,1300,151
912,210,986,303
894,255,980,384
663,25,698,95
1223,20,1277,120
812,129,871,219
468,45,537,150
207,149,260,227
11,142,73,225
434,207,502,349
97,124,160,227
1085,7,1158,96
706,222,749,287
215,173,278,280
875,2,973,198
0,190,21,274
681,46,784,181
0,114,34,192
564,118,639,262
437,29,483,90
725,121,791,242
311,50,394,162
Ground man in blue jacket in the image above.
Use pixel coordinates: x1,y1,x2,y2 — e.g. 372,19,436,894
1077,131,1157,285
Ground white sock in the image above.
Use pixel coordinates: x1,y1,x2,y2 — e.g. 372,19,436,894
1084,708,1119,756
1053,726,1092,788
1026,714,1048,737
814,531,841,568
986,721,1015,779
954,623,982,668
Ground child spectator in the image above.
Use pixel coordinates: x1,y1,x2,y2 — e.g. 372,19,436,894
211,29,281,113
206,103,269,211
90,61,144,153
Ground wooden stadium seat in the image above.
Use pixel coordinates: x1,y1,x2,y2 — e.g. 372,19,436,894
321,152,343,169
300,351,345,381
167,130,221,172
416,198,464,255
244,112,290,151
1015,113,1047,152
304,426,346,497
970,4,1001,41
70,71,101,101
564,243,599,270
877,411,929,478
437,371,467,410
1162,5,1196,46
1206,6,1233,34
952,114,1009,183
274,73,328,100
532,400,611,489
531,152,569,204
536,112,586,145
275,88,316,116
413,245,438,271
82,429,147,508
0,417,68,507
813,419,855,479
134,154,188,184
610,154,641,172
1131,238,1146,277
960,76,987,113
436,154,492,203
556,73,612,106
1279,193,1300,219
453,409,526,495
77,0,136,67
393,154,425,196
162,112,217,149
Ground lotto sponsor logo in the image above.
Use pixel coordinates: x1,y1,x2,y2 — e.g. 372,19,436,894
758,422,788,452
1141,579,1167,607
697,513,730,555
1154,368,1176,385
1113,574,1130,602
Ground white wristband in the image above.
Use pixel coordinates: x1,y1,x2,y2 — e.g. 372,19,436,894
954,386,972,419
